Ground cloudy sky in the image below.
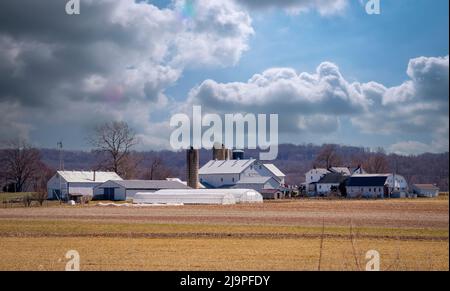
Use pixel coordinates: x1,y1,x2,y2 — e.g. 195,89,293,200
0,0,448,155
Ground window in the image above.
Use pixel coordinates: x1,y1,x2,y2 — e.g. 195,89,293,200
221,177,224,182
369,188,371,192
232,178,235,182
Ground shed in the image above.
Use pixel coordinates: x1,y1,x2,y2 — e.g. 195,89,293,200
93,180,190,201
411,184,440,198
47,171,122,200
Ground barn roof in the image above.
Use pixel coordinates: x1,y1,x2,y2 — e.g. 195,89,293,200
347,175,389,187
57,171,122,183
264,164,286,178
317,173,348,184
329,167,351,176
108,180,190,190
413,184,440,191
199,159,256,175
236,176,273,184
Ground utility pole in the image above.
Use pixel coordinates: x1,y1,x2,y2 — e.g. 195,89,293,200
57,141,64,202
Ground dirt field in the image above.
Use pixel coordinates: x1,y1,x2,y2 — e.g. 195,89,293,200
0,199,448,271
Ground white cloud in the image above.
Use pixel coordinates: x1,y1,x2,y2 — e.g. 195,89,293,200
0,0,253,147
188,56,449,154
234,0,348,15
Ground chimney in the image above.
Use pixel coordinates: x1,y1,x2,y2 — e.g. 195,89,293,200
186,147,199,189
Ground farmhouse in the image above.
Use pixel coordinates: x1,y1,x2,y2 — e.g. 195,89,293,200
316,173,348,196
198,159,285,193
93,179,190,201
411,184,440,198
47,171,122,201
346,174,408,198
305,166,365,195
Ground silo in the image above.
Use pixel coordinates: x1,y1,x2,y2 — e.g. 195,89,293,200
186,147,199,189
213,144,228,160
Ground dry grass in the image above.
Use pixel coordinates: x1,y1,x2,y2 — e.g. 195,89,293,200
0,236,447,271
0,198,448,271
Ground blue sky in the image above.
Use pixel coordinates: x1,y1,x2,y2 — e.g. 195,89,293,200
0,0,448,154
166,0,448,97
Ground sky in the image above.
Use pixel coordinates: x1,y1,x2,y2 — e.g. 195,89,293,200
0,0,448,155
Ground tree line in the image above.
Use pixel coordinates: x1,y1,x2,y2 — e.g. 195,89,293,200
1,122,448,193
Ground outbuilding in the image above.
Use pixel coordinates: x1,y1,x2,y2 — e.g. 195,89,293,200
93,180,190,201
411,184,440,198
47,171,122,201
133,188,263,205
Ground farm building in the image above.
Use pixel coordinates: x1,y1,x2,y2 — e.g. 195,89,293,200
198,159,285,193
132,189,263,205
93,180,190,201
260,188,286,200
346,174,408,199
411,184,440,198
47,171,122,201
316,173,348,196
305,166,365,195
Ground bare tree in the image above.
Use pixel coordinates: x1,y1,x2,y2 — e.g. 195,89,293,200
143,156,173,180
32,163,54,206
88,121,138,176
315,144,342,169
0,140,42,192
364,148,389,174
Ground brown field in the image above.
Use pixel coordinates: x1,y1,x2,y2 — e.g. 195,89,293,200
0,198,448,271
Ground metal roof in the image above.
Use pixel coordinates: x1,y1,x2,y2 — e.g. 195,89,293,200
264,164,286,178
109,180,190,190
57,171,122,183
347,175,389,187
317,173,348,184
412,184,439,190
329,167,351,176
199,159,256,175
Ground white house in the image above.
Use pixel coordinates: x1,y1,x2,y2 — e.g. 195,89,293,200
316,173,348,196
198,159,285,194
346,174,408,199
411,184,440,198
305,168,330,185
47,171,122,200
93,180,190,201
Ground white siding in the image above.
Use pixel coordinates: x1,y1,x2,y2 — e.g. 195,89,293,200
347,186,385,198
305,169,330,185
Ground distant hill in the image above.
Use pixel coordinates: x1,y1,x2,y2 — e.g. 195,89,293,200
39,144,449,191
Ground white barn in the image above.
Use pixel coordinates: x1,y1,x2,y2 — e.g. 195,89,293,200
198,159,285,193
93,180,190,201
47,171,122,200
346,174,408,199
